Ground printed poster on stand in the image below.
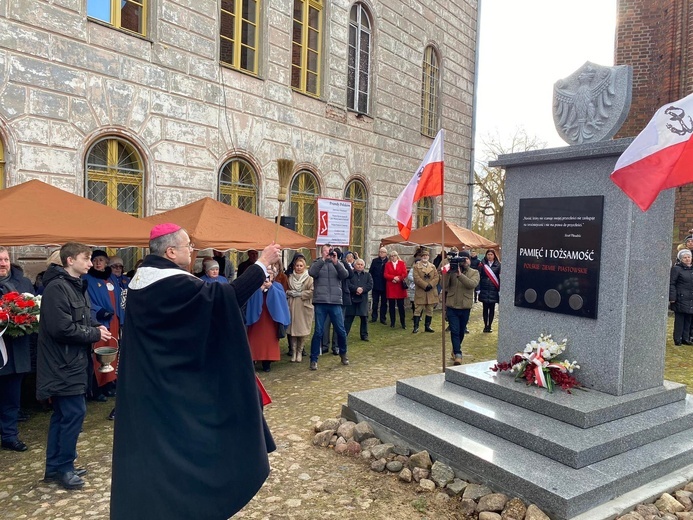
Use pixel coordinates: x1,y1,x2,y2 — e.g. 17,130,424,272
315,198,352,247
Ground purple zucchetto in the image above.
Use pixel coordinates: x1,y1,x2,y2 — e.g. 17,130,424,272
150,223,182,240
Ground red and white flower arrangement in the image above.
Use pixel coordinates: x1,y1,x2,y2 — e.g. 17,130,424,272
491,333,583,393
0,292,41,337
0,291,41,369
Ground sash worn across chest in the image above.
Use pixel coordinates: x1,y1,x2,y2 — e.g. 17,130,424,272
483,264,500,289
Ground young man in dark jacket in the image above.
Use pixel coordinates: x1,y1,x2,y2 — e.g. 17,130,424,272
36,243,111,490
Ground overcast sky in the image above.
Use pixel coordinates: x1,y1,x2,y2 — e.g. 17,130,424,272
473,0,618,160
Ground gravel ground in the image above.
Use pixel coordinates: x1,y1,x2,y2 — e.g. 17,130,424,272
0,307,493,520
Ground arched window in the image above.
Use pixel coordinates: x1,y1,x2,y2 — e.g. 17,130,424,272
347,3,372,114
86,138,144,216
86,137,145,268
0,138,4,189
345,179,367,256
289,170,319,239
218,158,259,214
291,0,323,96
218,158,259,273
416,197,434,229
420,45,440,137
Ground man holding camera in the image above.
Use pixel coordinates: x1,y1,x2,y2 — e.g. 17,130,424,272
444,250,479,365
308,244,350,370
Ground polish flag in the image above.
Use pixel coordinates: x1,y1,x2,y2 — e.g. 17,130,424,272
387,130,444,239
611,92,693,211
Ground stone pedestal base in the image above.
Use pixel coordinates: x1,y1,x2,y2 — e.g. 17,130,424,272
348,362,693,519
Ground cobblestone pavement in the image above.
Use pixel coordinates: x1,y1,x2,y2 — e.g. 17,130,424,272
2,307,685,519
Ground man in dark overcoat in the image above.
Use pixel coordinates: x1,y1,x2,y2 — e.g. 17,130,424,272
110,223,281,520
368,246,389,323
0,247,36,453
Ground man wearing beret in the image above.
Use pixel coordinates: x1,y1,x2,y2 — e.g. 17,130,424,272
110,223,281,520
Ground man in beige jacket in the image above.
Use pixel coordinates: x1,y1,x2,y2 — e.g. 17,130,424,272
444,250,479,365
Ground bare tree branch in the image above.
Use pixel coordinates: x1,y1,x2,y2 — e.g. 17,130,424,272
472,127,546,243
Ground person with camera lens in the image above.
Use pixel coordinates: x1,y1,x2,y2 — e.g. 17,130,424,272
412,248,439,333
308,244,350,370
321,247,353,356
444,250,479,365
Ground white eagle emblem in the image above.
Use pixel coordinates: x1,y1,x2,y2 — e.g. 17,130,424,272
553,62,633,145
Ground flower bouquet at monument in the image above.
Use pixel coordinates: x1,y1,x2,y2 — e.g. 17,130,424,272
491,333,583,393
0,291,42,337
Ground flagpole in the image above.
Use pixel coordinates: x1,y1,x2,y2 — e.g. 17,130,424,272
441,199,446,373
385,128,445,370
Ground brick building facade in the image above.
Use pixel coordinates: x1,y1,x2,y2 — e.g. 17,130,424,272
615,0,693,243
0,1,478,266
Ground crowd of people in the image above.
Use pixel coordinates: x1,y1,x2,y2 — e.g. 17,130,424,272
12,225,693,517
0,235,502,496
234,243,502,371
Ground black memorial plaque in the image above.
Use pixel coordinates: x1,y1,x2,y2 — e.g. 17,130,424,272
515,196,604,319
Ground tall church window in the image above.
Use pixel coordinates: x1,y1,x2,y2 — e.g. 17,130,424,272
347,3,371,114
220,0,260,74
345,180,367,256
87,0,146,36
291,0,323,96
420,45,440,137
289,170,319,239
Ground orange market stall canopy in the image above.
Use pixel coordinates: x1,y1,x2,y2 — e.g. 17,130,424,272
143,197,315,251
0,180,152,247
381,220,499,251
